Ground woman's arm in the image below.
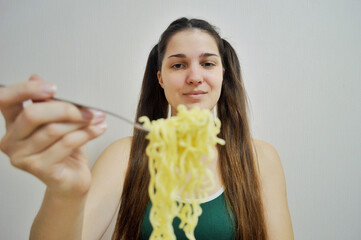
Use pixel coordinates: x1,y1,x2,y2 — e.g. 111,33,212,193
254,139,294,240
30,189,88,240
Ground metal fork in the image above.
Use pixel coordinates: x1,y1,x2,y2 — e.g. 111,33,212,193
0,84,148,132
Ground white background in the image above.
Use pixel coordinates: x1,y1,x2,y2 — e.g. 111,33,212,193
0,0,360,239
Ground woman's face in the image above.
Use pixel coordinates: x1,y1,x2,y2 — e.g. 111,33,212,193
158,29,224,116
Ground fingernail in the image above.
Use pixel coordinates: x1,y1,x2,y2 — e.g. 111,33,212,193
41,84,57,94
91,110,106,124
81,109,93,120
95,122,107,130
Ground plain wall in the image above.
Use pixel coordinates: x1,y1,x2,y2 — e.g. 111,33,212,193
0,0,360,239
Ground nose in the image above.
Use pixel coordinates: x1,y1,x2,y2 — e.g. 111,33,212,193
186,64,203,85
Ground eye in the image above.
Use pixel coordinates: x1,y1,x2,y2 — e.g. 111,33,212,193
202,62,216,68
171,63,185,69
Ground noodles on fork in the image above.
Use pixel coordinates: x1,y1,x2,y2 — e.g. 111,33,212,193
139,105,225,240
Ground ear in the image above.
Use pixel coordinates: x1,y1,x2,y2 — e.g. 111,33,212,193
222,68,225,76
157,71,164,88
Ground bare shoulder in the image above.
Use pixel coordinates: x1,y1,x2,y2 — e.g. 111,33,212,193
251,139,294,240
100,136,133,158
252,138,286,200
90,136,133,192
252,139,283,179
100,136,132,156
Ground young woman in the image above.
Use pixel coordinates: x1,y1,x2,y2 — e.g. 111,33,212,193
0,18,293,240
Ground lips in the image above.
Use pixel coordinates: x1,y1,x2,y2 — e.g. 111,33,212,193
183,90,207,95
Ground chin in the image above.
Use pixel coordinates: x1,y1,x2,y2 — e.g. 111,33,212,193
182,103,212,111
170,102,215,116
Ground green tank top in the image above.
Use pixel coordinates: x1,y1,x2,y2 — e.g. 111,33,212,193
140,189,235,240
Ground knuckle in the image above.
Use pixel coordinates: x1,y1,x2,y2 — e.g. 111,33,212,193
13,156,42,175
21,106,36,123
9,156,24,169
50,170,64,184
20,160,35,173
63,104,79,120
0,135,11,155
60,135,76,149
28,161,42,176
44,123,61,138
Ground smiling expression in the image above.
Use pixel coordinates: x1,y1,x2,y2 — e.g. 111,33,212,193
157,29,224,116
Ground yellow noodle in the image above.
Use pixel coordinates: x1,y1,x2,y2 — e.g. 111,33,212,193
139,105,225,240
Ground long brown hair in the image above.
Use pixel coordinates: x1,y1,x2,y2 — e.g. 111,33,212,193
112,18,267,240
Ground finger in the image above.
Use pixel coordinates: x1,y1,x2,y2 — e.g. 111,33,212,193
8,122,86,158
11,101,105,140
70,145,89,165
29,74,44,82
35,122,107,167
0,76,56,106
5,122,106,178
0,79,57,125
28,74,49,104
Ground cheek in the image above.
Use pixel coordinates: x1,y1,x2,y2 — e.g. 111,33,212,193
208,72,223,89
162,74,184,90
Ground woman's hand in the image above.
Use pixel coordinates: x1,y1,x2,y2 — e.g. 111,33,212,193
0,75,107,198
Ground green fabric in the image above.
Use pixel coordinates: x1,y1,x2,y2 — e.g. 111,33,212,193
140,192,235,240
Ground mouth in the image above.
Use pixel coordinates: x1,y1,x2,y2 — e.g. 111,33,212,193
183,90,207,96
183,90,207,100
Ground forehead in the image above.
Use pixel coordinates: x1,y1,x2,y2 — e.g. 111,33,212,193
164,29,220,57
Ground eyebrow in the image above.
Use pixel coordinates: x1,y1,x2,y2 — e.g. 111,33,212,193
167,53,220,59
